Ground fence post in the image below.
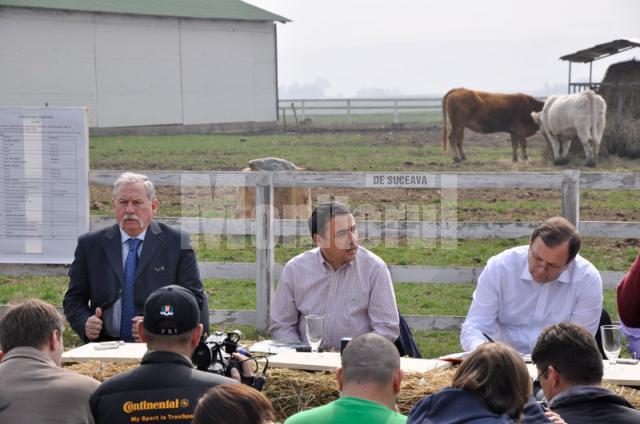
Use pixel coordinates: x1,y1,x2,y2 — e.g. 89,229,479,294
301,100,306,120
347,99,352,125
255,172,274,333
393,100,399,123
561,170,580,229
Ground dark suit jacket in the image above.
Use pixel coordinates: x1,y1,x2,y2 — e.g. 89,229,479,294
63,221,208,341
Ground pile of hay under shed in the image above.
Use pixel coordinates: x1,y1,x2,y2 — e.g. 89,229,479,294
599,59,640,157
67,361,640,422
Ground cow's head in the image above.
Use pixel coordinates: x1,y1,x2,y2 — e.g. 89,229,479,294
531,111,542,124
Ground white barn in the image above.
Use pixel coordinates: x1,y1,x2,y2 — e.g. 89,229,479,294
0,0,288,129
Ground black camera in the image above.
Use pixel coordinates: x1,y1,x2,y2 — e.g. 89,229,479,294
191,330,267,391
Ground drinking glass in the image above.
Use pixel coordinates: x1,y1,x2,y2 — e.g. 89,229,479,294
601,324,622,366
305,315,324,357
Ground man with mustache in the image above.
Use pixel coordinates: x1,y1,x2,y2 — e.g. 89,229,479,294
64,172,208,342
270,202,400,350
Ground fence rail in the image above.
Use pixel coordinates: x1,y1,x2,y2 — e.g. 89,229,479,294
90,170,640,190
278,97,442,124
3,169,638,332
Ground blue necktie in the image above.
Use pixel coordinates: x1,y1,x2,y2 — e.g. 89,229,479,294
120,238,141,342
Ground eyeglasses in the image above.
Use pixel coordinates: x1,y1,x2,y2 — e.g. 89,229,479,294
529,250,566,272
534,365,549,384
534,364,560,384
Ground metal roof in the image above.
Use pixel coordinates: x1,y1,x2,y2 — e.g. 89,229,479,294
0,0,289,22
560,38,640,63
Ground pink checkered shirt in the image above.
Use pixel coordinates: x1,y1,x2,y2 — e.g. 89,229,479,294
269,246,400,350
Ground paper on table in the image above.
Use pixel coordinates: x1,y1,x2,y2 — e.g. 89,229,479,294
249,340,297,354
439,351,470,364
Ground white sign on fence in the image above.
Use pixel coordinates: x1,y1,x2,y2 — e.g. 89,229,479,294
0,106,89,263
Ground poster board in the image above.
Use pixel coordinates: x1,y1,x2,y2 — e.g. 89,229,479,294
0,107,89,263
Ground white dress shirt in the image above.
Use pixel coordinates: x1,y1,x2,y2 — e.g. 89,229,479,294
460,245,603,354
269,246,400,350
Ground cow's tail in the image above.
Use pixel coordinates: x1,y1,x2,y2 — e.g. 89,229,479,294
588,90,597,143
442,90,451,152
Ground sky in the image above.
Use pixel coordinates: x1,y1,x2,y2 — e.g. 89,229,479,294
245,0,640,97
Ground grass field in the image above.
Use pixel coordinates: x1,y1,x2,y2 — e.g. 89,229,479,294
3,127,639,357
0,275,621,358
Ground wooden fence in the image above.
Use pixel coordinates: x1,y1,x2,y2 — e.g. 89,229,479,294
278,97,442,124
2,169,638,332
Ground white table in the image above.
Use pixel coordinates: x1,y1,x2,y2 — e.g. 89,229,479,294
62,342,147,363
265,351,451,373
527,362,640,387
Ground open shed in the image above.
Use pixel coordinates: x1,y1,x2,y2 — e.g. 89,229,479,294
560,38,640,93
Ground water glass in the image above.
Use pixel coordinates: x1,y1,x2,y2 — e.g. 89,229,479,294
305,315,324,356
601,324,622,366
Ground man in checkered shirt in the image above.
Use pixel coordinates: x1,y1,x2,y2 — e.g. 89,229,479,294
270,202,400,350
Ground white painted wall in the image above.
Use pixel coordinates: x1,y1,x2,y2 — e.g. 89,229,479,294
0,6,278,127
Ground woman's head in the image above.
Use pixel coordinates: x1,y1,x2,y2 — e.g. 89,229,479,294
193,384,274,424
452,342,531,420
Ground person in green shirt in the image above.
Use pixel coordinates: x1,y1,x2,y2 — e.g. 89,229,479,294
285,333,407,424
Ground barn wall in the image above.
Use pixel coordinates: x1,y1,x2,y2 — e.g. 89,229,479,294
181,20,277,125
93,14,182,127
0,7,99,126
0,7,278,128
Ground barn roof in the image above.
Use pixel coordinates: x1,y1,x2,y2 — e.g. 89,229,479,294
0,0,289,23
560,38,640,63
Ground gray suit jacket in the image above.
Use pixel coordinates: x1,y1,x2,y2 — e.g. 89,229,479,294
0,347,100,423
63,221,208,341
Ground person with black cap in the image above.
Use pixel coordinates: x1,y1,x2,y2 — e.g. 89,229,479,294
90,285,249,424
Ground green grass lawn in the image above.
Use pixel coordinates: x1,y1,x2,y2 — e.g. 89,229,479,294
190,236,638,272
0,275,621,357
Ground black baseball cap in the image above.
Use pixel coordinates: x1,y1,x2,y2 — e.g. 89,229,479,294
143,285,200,335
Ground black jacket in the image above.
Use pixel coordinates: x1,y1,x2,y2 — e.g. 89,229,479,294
90,351,237,424
408,388,552,424
64,222,208,341
549,386,640,424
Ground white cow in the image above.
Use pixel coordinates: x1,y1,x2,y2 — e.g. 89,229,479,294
531,90,606,167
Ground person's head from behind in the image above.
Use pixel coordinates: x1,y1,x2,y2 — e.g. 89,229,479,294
452,342,531,421
138,285,203,356
192,383,274,424
0,299,65,366
112,171,158,237
528,216,581,283
308,202,358,268
531,322,603,402
338,333,402,407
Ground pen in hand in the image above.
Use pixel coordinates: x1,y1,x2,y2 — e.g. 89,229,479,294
482,332,495,343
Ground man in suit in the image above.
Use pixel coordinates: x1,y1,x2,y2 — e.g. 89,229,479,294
63,171,208,342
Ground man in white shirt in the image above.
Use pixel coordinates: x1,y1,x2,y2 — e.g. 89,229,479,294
460,217,602,354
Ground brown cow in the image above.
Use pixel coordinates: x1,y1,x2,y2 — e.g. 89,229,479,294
236,157,312,219
442,88,544,162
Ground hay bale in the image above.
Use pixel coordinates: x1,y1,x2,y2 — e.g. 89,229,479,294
599,59,640,157
65,362,640,421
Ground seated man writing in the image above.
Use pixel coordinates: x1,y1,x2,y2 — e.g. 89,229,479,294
270,202,400,350
461,216,602,354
